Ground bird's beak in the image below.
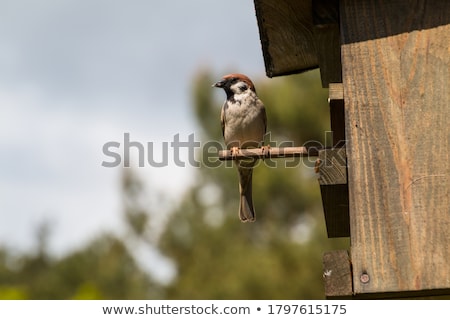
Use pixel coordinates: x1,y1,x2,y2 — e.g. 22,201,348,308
212,80,225,88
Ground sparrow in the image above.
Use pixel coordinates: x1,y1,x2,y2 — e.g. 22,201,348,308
212,74,267,222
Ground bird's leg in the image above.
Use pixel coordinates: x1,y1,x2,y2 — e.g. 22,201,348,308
314,159,322,174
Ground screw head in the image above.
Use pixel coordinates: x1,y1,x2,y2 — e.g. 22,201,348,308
360,272,370,284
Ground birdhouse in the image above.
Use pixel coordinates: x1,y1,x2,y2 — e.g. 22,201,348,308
253,0,450,298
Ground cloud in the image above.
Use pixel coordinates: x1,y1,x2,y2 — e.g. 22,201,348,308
0,0,264,266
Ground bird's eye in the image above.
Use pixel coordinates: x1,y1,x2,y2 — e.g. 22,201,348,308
239,84,248,91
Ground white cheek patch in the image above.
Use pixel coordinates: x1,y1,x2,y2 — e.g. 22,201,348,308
230,81,247,94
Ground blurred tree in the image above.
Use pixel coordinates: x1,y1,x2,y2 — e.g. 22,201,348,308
0,232,158,299
0,69,348,300
158,69,348,299
0,173,162,299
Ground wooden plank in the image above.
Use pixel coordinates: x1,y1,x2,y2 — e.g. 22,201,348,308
254,0,318,77
312,0,339,25
320,184,350,238
313,0,342,87
314,24,342,88
323,250,353,298
328,83,345,147
318,148,347,185
318,148,350,238
328,83,343,101
340,0,450,295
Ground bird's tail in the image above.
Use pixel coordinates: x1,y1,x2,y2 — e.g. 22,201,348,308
237,160,256,222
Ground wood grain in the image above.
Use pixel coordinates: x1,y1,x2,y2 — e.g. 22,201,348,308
318,148,350,238
329,83,346,147
318,148,347,185
313,0,342,87
254,0,318,77
323,250,353,298
341,0,450,295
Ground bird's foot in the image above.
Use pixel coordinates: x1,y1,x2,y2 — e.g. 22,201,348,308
261,145,271,159
230,146,240,159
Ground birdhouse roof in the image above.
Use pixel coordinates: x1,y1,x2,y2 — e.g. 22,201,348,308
254,0,339,79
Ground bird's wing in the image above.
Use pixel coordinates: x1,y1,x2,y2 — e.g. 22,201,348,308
258,99,267,134
220,101,227,137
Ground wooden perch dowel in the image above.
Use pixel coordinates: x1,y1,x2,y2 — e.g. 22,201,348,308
218,146,319,161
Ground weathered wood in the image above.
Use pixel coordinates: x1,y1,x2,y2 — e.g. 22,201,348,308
218,146,319,161
328,83,345,147
314,25,342,88
254,0,318,77
313,0,342,87
328,83,343,101
320,185,350,238
312,0,339,25
318,148,347,185
341,0,450,295
323,250,353,298
318,148,350,238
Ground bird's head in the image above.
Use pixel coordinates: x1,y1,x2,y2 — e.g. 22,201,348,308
212,73,256,98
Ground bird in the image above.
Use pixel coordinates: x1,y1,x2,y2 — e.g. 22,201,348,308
212,74,267,222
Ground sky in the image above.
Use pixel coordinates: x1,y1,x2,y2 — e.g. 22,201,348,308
0,0,266,266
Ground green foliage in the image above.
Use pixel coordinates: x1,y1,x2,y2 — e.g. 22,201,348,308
0,69,348,300
159,69,348,299
0,235,157,299
0,286,27,300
